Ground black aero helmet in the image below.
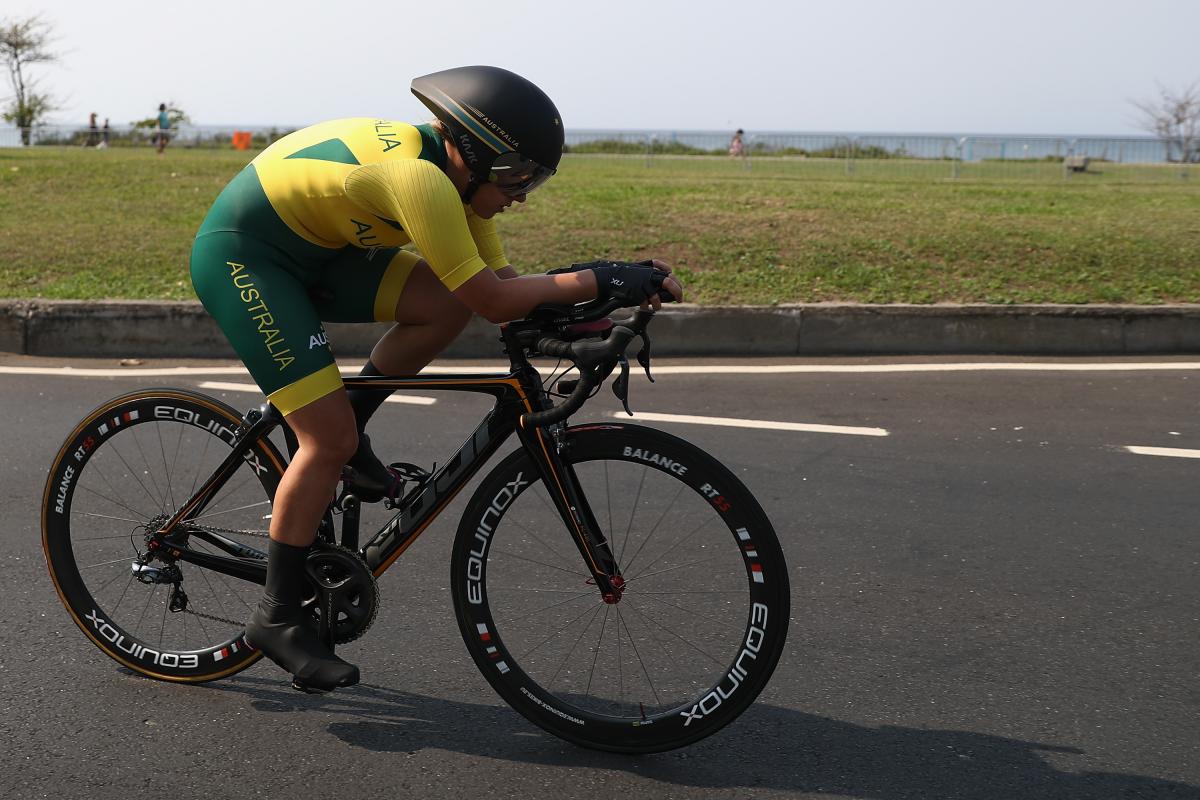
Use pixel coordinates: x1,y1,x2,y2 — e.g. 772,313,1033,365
411,65,564,196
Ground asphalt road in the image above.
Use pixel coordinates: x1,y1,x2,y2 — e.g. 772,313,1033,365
1,354,1197,800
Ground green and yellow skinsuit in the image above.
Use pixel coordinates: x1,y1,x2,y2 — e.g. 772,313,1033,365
190,118,507,414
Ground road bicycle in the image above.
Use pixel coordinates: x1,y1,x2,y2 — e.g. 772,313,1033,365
42,299,789,753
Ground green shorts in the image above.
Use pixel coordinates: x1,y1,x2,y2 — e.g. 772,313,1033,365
190,165,419,414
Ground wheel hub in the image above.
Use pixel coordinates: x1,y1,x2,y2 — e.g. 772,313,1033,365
602,574,626,605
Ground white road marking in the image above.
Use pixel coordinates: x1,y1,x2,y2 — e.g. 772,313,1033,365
636,362,1200,374
1123,445,1200,459
198,381,437,406
614,411,889,437
4,361,1200,378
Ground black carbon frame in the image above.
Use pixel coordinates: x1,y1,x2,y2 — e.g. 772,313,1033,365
157,340,624,598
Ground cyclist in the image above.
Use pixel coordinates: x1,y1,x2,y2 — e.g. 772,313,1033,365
189,65,683,692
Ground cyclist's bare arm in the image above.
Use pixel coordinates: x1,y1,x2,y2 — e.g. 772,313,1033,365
460,260,683,323
454,267,598,324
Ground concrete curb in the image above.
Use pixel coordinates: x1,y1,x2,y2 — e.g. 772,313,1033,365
2,299,1199,358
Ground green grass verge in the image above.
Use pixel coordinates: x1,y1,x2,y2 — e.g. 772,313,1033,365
1,147,1197,304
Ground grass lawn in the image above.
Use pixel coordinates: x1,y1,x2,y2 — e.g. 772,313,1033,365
1,146,1197,304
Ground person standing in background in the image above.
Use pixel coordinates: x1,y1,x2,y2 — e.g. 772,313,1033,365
156,103,171,154
100,118,110,148
86,112,100,147
728,128,745,158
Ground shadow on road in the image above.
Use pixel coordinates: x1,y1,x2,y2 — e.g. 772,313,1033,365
214,676,1198,799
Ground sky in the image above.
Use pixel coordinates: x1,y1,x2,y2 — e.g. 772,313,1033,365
7,0,1199,136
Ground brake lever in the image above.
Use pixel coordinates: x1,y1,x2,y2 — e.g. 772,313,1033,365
636,330,654,383
612,355,632,416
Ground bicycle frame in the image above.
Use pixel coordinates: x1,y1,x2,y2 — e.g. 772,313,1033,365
153,330,627,600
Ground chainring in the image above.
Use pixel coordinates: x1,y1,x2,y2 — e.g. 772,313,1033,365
302,545,380,644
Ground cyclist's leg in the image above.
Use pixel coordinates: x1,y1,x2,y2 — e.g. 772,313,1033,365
314,248,472,420
371,255,474,375
191,231,359,690
312,249,472,497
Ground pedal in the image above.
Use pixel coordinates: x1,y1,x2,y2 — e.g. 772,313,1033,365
382,462,433,510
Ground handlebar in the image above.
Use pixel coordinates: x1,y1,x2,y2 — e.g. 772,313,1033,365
517,307,657,428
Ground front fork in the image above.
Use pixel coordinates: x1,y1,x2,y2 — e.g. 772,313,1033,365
517,423,626,603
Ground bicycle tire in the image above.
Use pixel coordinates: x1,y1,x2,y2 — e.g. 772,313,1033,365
450,423,789,753
42,388,286,682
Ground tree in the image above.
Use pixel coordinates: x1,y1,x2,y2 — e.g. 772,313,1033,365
1,15,58,146
1133,81,1200,164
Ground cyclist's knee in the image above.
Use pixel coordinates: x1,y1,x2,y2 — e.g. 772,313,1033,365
286,392,358,466
434,294,472,336
395,260,471,332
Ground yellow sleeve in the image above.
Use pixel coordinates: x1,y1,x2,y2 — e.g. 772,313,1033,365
465,209,509,271
343,160,488,291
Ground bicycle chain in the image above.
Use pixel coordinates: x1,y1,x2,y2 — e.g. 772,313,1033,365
164,524,269,628
180,523,271,539
181,605,246,628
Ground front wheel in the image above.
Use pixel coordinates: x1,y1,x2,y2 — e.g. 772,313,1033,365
451,423,789,753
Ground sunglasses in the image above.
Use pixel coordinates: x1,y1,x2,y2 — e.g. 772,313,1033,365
488,151,556,197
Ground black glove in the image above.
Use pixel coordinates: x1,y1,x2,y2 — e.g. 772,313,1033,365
549,260,671,307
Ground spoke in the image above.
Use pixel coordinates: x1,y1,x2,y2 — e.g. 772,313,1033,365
81,556,138,570
491,546,590,579
583,604,611,700
128,426,167,509
190,500,273,523
617,479,687,577
110,572,136,615
192,546,258,614
91,563,134,599
169,420,187,506
500,509,579,572
72,511,142,526
518,596,605,662
604,461,616,562
74,531,137,544
615,603,662,708
524,486,590,568
617,597,625,712
102,437,166,513
625,513,720,582
155,421,178,514
75,482,150,524
545,602,606,690
621,596,728,669
504,588,597,624
188,423,215,500
627,553,726,585
622,465,650,561
133,582,159,635
195,562,235,624
158,586,170,646
198,481,253,525
189,601,213,642
635,591,747,633
487,587,593,594
628,589,747,596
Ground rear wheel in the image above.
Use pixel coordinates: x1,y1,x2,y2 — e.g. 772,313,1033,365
42,389,286,681
451,423,789,753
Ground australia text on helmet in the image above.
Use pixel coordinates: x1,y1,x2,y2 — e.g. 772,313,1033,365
460,100,520,149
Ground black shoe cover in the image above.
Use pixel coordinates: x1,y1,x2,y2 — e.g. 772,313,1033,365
343,434,392,502
246,603,359,692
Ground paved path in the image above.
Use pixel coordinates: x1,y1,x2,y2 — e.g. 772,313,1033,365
2,355,1197,799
